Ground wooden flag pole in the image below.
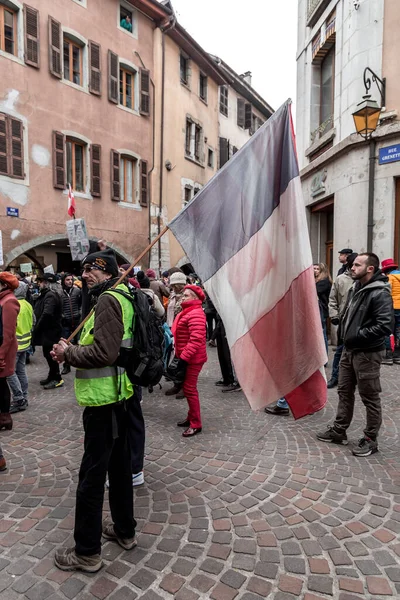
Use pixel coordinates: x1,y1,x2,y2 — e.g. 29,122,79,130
65,225,170,343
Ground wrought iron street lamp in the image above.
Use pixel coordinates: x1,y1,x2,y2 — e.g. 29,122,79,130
352,67,386,140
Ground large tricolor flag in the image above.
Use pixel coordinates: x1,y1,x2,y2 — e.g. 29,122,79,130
169,101,327,419
68,184,76,218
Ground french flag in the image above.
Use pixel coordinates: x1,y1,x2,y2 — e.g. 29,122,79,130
68,184,76,218
169,101,327,418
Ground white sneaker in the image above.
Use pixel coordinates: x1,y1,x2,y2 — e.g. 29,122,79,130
132,472,144,487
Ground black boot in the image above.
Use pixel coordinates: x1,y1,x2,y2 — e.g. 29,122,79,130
327,378,338,389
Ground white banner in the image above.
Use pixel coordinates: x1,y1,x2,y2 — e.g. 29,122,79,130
20,262,32,273
44,264,55,274
66,218,90,262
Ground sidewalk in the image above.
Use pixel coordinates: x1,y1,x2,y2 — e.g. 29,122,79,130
1,348,400,599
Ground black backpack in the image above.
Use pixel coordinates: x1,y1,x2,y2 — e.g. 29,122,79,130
112,288,165,391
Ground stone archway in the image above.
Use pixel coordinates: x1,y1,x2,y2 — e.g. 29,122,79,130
4,234,132,268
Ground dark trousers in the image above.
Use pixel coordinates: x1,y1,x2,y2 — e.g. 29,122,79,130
42,345,61,382
0,377,11,413
206,313,216,340
127,388,145,474
216,323,234,384
331,344,344,381
334,349,384,440
74,398,137,556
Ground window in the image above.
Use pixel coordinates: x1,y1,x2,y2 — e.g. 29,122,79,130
63,36,82,85
120,156,137,203
180,53,189,85
220,86,228,117
0,4,16,55
184,186,192,206
199,73,207,102
185,118,203,163
120,5,133,33
0,113,24,179
237,98,252,129
120,66,135,109
207,148,214,168
66,139,85,191
183,184,201,206
320,47,334,129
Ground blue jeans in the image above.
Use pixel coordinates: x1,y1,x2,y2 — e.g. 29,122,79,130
331,344,344,381
7,351,28,403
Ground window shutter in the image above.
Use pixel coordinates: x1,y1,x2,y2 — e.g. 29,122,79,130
140,68,150,116
89,41,101,96
0,114,8,176
24,5,40,68
237,98,245,128
245,103,252,130
219,137,229,168
91,144,101,197
10,118,24,179
140,160,148,207
52,131,65,189
108,50,119,104
48,16,62,78
110,149,120,200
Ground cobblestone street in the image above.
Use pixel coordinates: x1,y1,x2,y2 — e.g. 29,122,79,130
1,347,400,600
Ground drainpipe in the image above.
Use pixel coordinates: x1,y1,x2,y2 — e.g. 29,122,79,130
367,139,376,252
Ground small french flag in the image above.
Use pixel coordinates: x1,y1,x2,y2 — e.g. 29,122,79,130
68,184,76,218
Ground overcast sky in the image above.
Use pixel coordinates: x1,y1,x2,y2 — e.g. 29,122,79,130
170,0,298,114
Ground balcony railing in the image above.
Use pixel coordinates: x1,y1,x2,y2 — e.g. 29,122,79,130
308,0,322,16
311,115,334,143
307,0,331,26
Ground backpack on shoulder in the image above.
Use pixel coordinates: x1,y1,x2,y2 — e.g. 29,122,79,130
112,287,165,391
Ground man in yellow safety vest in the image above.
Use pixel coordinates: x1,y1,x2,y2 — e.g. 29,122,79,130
7,281,34,413
51,248,137,572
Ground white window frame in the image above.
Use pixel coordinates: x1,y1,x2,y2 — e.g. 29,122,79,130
207,147,214,169
117,0,138,39
0,102,29,187
185,117,203,165
0,0,24,65
181,178,202,208
61,27,89,94
180,52,190,88
118,58,140,115
117,148,142,210
61,130,92,200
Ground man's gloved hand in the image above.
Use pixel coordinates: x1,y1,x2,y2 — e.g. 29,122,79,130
166,357,188,385
331,318,339,326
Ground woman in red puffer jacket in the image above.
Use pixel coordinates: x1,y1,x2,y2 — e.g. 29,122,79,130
171,285,207,437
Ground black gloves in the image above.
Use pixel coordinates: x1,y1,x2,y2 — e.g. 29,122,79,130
166,357,188,385
331,318,339,326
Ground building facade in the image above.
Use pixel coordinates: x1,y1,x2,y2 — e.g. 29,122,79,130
0,0,167,272
296,0,400,274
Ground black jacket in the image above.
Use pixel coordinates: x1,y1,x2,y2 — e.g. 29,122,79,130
339,270,394,352
33,287,62,347
62,286,82,327
316,278,332,320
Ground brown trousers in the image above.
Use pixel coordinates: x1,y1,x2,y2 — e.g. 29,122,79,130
333,349,384,440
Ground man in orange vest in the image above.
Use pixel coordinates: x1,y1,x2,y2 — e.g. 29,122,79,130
381,258,400,365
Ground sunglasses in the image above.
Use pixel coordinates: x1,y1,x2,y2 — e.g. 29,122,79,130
81,265,102,273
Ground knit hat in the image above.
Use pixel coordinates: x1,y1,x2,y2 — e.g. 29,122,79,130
381,258,398,272
137,270,150,289
146,269,157,279
37,273,58,283
339,248,353,254
0,271,19,290
15,281,28,299
170,272,187,285
346,252,358,269
121,263,135,278
83,248,119,277
184,284,205,302
162,270,169,278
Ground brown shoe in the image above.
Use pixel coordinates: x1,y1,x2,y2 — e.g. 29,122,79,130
182,427,202,437
0,414,12,431
54,547,103,572
102,522,137,550
0,457,6,472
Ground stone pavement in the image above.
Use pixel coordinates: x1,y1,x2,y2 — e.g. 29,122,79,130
1,348,400,600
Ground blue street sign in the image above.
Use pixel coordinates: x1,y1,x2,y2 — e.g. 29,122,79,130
379,144,400,165
6,207,19,217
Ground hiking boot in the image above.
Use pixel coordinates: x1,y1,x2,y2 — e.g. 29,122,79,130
352,437,378,457
264,403,289,416
43,380,64,390
327,378,338,389
61,365,71,375
316,426,348,445
54,547,103,572
102,522,137,550
382,350,394,365
0,456,6,472
40,377,51,386
9,399,28,414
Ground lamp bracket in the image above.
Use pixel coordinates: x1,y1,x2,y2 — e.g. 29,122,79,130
363,67,386,107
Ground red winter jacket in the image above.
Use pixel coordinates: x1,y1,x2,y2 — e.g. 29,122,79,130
0,289,20,377
172,299,207,364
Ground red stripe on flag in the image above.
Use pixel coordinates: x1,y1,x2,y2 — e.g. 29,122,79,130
285,369,327,419
231,266,327,415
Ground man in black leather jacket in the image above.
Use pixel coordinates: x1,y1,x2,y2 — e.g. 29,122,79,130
317,253,393,457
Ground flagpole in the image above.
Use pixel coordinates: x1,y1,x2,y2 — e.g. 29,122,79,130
65,225,170,342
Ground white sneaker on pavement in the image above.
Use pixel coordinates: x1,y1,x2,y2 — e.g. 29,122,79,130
105,471,144,489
